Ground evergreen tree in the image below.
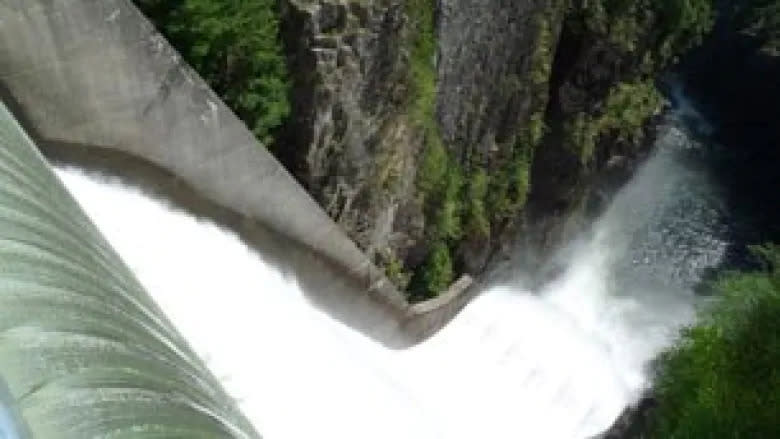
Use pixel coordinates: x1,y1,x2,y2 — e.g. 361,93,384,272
134,0,290,145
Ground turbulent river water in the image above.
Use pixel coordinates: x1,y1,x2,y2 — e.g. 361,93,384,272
53,99,728,439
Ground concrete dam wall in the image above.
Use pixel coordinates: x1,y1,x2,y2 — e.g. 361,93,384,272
0,0,474,344
0,100,260,438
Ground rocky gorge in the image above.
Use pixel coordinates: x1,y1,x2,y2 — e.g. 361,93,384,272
137,0,717,300
129,4,780,434
1,0,775,437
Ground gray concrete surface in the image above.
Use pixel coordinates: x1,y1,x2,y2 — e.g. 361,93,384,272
0,0,475,343
0,99,260,439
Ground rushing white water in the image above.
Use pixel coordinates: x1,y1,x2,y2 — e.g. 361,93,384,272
53,112,727,438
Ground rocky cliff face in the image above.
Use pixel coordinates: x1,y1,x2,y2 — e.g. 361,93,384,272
526,8,662,253
436,0,562,273
279,0,564,293
277,0,714,297
278,0,425,274
436,0,554,160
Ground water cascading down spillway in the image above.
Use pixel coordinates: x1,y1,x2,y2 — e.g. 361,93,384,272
0,102,260,438
0,0,739,436
45,95,727,438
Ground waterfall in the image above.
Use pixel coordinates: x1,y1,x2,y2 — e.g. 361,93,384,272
53,97,728,438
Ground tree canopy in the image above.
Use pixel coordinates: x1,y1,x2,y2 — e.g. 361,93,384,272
650,245,780,438
134,0,290,146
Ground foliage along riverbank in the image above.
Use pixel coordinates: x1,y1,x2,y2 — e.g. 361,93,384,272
648,245,780,437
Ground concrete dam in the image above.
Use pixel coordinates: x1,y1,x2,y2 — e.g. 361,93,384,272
0,101,260,438
0,1,733,438
0,0,476,346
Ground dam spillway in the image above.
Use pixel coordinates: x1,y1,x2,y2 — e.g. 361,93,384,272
50,103,726,438
0,0,472,345
0,49,730,436
0,0,737,436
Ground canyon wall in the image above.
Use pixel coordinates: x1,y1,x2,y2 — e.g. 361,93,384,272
273,0,713,294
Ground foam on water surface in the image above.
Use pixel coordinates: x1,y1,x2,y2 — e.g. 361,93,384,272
54,103,727,439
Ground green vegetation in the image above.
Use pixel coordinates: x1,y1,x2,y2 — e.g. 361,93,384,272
134,0,717,303
566,80,663,164
407,3,557,300
134,0,290,145
406,0,439,131
484,7,555,230
650,244,780,438
383,252,412,291
487,112,543,225
599,81,664,141
655,0,716,62
574,0,715,65
410,242,455,302
405,0,461,300
530,14,556,88
562,1,714,165
410,135,464,300
464,169,490,238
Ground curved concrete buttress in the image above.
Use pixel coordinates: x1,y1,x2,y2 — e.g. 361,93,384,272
0,0,476,345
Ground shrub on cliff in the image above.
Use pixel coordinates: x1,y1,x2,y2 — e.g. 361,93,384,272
566,80,663,164
405,0,460,299
409,241,455,302
650,244,780,437
574,0,715,65
560,1,713,167
134,0,290,145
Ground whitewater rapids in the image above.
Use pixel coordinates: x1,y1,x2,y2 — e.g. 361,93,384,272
54,111,726,438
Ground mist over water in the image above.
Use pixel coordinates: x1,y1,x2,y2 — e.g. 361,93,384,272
53,101,728,438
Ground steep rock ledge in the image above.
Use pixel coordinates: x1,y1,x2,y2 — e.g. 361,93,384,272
276,0,715,297
278,0,425,272
526,11,662,256
524,0,714,263
435,0,562,273
436,0,551,154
